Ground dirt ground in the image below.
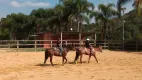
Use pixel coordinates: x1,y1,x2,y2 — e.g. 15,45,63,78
0,49,142,80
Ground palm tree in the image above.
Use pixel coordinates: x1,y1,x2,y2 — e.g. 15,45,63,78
117,0,142,16
30,7,64,33
117,0,132,16
60,0,94,32
90,3,118,40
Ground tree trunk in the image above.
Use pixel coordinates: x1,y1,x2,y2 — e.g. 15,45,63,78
102,21,107,40
37,24,40,33
77,21,80,32
104,21,107,40
59,26,61,32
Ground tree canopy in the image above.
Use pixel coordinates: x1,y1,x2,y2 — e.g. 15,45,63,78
0,0,142,41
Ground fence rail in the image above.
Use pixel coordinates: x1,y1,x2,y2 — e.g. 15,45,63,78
0,40,142,51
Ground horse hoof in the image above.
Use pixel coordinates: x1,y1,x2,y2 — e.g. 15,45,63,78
74,61,77,64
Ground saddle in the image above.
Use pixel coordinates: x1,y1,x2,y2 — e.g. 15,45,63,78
53,47,63,55
53,47,59,51
53,47,60,52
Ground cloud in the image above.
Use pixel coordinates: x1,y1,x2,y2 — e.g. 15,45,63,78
10,1,50,7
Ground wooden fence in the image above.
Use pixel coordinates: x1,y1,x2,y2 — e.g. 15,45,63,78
0,40,141,51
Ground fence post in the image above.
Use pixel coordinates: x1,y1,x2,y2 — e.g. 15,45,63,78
136,41,137,51
94,40,96,47
66,41,67,47
123,40,124,51
108,40,109,49
34,40,37,51
79,33,81,47
51,41,52,47
8,41,10,48
104,40,106,49
17,40,19,52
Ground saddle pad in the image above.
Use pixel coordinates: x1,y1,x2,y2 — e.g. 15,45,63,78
53,47,59,51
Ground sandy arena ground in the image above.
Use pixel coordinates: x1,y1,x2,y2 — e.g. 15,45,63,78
0,49,142,80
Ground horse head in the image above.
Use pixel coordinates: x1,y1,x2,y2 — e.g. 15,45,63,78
91,45,103,53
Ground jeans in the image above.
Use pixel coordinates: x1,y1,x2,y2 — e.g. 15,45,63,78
59,46,63,55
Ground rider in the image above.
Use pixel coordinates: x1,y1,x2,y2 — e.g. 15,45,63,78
85,38,92,56
56,38,63,56
85,38,90,48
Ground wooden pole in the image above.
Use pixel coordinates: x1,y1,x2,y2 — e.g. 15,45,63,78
17,40,19,52
77,22,80,32
136,41,137,51
66,41,67,47
94,33,96,46
61,32,62,47
51,41,52,47
34,41,37,51
79,32,81,46
123,40,124,50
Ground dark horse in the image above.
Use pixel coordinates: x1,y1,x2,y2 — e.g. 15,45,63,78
74,45,102,64
43,47,70,66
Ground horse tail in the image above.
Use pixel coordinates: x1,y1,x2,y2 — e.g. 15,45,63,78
44,49,49,65
74,49,80,63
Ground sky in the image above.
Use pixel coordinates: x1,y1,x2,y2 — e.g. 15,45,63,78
0,0,134,19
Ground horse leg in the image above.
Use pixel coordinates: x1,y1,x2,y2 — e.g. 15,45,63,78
43,56,48,66
62,56,64,66
88,50,93,63
88,54,91,63
64,56,67,64
50,56,54,66
88,48,92,63
80,55,83,64
74,51,80,64
43,49,49,66
92,53,98,63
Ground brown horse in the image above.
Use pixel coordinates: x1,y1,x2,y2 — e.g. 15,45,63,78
43,47,70,66
74,45,102,64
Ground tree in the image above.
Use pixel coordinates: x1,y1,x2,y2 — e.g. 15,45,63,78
90,3,118,40
117,0,132,16
59,0,94,32
117,0,142,16
0,13,30,40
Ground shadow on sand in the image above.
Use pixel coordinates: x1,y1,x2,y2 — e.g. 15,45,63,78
35,63,58,67
35,61,88,67
68,61,87,64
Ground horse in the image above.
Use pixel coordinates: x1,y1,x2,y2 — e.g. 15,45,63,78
43,47,70,66
74,45,102,64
